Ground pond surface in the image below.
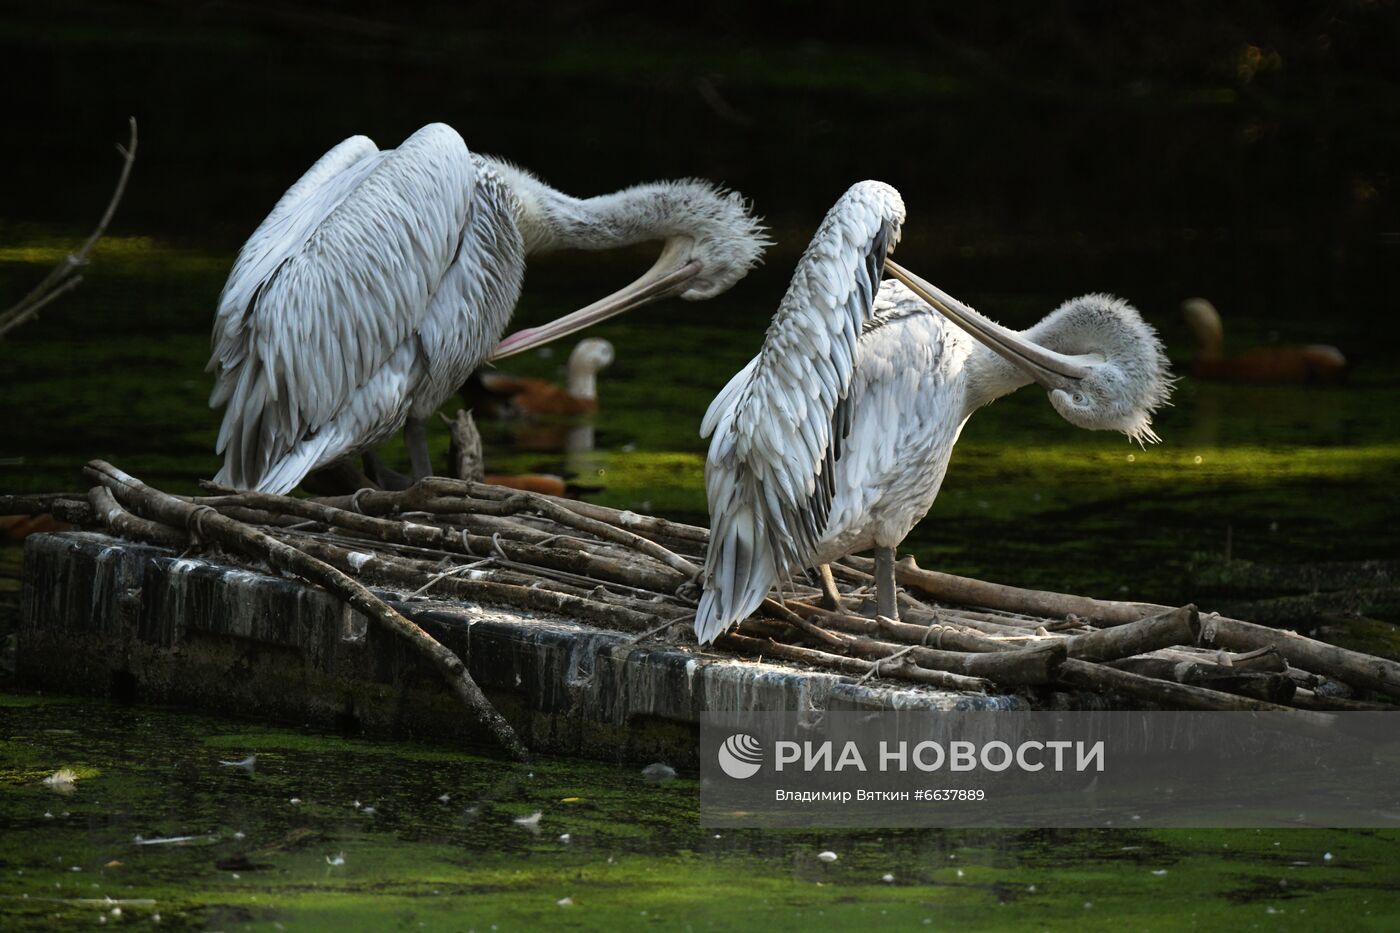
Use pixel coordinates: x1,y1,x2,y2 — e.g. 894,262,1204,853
4,692,1400,931
3,6,1399,928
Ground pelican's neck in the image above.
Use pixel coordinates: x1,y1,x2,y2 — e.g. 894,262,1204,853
962,340,1035,415
483,158,711,256
960,308,1097,414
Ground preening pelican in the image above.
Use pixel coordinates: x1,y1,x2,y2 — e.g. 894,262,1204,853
1182,298,1346,385
696,181,1172,644
209,123,767,494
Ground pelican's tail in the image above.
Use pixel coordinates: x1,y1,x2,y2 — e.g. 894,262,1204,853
695,492,778,645
213,431,335,496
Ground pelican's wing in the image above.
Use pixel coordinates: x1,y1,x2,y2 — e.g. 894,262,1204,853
208,123,478,490
822,287,963,539
695,181,903,641
712,180,903,567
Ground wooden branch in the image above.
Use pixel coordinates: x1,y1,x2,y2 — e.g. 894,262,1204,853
1199,613,1400,696
0,118,138,339
1222,645,1287,673
1056,658,1332,720
445,409,484,483
273,529,673,632
1,493,85,514
793,604,1197,667
838,634,1066,686
786,602,1018,653
1291,690,1399,712
845,553,1157,624
83,460,529,760
412,476,710,548
1055,606,1200,662
761,598,849,648
718,632,990,692
18,465,1400,718
197,490,688,594
899,604,1087,634
1104,657,1296,704
310,478,702,579
854,552,1399,695
87,486,187,549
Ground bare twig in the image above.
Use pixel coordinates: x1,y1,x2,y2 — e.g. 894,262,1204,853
195,488,689,594
718,632,990,692
310,478,703,579
761,597,849,648
0,118,138,339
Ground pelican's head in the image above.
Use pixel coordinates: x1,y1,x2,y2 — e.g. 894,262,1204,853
630,179,770,301
885,262,1173,446
1037,295,1173,445
490,173,768,361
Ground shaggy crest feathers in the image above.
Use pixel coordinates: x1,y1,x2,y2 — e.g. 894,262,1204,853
1032,293,1174,447
480,158,770,300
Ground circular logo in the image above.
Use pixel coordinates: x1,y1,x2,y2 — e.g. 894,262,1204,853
717,733,763,779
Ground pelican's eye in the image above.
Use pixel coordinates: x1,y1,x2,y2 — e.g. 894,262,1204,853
1072,392,1087,406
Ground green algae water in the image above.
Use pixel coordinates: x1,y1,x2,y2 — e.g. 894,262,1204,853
4,693,1399,931
4,6,1400,929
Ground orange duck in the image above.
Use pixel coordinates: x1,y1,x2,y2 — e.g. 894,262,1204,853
1182,298,1347,385
465,338,614,417
0,513,71,542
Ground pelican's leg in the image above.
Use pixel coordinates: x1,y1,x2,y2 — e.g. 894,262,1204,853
404,418,433,481
362,451,412,491
817,564,843,610
873,546,899,620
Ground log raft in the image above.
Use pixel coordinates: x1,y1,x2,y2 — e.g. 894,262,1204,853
4,462,1396,759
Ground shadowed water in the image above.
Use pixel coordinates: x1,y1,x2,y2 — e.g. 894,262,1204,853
4,693,1400,930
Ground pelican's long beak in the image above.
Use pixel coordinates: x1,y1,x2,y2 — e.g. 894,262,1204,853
883,259,1092,389
490,239,701,361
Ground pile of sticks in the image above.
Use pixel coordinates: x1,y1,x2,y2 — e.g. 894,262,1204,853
4,461,1397,758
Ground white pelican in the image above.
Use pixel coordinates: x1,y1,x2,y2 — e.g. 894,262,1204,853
696,181,1172,644
208,123,767,494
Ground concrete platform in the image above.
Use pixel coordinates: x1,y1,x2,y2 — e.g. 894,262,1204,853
18,532,1084,765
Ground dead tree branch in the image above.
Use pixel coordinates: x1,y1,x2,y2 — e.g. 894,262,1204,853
0,118,138,339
